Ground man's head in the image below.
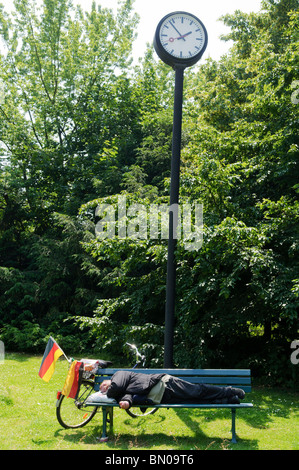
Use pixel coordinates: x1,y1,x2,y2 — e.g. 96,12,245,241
100,379,111,393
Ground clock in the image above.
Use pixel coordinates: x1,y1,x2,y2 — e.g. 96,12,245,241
153,11,208,68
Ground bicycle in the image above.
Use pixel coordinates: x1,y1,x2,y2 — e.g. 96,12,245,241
55,342,157,429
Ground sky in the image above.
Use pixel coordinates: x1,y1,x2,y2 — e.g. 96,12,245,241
75,0,263,63
1,0,263,62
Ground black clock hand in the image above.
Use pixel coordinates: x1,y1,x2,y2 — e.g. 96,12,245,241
170,22,186,41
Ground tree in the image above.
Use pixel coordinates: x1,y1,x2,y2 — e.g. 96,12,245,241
0,0,142,353
0,0,140,217
176,1,299,380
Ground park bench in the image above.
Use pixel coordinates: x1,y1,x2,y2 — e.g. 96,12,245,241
85,368,253,443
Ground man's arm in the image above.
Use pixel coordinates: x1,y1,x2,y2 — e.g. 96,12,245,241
107,383,133,407
107,371,134,407
118,393,133,408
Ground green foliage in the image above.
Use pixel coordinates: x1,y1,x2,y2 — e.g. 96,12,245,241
174,2,299,380
0,0,140,215
0,1,298,385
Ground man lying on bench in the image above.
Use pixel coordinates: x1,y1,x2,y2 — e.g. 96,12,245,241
99,370,245,409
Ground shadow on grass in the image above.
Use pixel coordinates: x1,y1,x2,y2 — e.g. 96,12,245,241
174,388,298,432
56,427,258,450
3,352,32,362
237,388,298,430
53,387,298,450
54,413,258,450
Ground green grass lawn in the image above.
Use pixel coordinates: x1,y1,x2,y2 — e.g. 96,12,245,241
0,353,298,450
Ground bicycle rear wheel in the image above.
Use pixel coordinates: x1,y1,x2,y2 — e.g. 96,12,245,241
56,380,97,429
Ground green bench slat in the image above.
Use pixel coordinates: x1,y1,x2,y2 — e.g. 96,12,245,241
93,384,251,392
95,368,251,376
94,375,251,384
86,402,254,409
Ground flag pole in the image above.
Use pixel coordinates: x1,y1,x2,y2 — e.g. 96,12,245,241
50,336,71,363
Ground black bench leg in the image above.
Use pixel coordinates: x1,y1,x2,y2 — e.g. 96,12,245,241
231,408,237,444
98,406,114,443
107,406,114,428
99,406,109,443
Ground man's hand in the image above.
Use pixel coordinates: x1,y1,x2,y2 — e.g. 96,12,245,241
119,401,130,409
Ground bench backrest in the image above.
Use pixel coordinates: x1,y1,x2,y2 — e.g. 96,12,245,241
94,368,252,393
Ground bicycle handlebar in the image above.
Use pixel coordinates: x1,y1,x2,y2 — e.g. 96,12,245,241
125,342,146,366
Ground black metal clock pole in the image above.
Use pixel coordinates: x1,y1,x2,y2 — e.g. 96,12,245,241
164,65,185,368
153,11,208,368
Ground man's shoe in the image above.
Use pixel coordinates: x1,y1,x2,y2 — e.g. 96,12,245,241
228,395,240,404
230,388,245,399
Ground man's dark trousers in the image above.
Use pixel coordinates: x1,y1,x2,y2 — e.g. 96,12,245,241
161,376,236,404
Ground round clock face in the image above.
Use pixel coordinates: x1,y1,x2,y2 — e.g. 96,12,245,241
154,12,208,68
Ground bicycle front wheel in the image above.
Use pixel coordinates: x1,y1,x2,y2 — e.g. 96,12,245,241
126,407,158,418
56,380,97,429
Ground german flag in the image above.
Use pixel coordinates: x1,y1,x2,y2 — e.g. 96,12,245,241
61,360,84,399
38,337,64,382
